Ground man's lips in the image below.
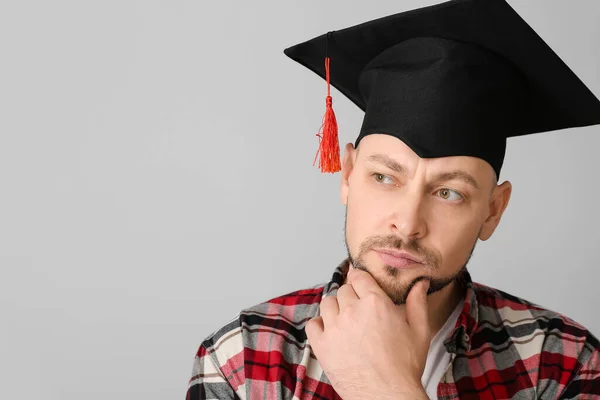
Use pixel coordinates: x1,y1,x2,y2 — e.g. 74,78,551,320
373,249,423,269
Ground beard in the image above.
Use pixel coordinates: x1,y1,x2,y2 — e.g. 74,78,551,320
343,208,478,305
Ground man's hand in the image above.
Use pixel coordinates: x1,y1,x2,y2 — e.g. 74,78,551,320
305,267,431,400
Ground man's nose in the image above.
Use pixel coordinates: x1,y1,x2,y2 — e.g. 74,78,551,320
389,189,427,240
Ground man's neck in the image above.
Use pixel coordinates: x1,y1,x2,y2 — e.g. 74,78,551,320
425,280,464,336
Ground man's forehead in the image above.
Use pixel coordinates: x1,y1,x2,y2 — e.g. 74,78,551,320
361,151,486,173
357,135,487,170
355,136,496,187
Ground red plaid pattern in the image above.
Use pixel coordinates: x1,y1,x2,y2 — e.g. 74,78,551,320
187,259,600,399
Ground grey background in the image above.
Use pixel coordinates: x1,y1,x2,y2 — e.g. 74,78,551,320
0,1,598,399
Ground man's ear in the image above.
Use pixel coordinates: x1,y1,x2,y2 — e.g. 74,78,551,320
340,143,357,206
479,180,512,241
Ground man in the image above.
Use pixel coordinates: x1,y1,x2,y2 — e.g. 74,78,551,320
186,0,600,398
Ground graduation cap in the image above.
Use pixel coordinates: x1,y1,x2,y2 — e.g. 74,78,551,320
283,0,600,179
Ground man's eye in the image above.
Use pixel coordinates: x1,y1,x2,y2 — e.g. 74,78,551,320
372,173,394,185
437,188,463,201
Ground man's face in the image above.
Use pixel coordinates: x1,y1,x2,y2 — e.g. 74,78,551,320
341,134,507,305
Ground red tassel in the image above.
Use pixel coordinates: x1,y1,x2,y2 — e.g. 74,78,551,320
313,57,341,173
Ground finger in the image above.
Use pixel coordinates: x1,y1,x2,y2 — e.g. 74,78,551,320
319,295,339,329
346,267,387,300
336,283,359,309
405,279,431,338
305,316,324,352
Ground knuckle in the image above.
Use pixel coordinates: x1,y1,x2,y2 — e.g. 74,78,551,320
320,296,337,309
365,293,382,305
306,317,320,331
337,285,351,296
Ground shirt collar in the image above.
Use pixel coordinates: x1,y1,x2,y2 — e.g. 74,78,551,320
324,258,479,354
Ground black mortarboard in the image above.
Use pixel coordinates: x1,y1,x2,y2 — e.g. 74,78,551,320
283,0,600,179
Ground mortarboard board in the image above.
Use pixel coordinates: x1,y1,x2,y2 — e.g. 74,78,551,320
283,0,600,179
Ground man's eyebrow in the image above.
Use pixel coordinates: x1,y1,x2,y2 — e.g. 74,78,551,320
365,154,407,174
366,153,480,189
432,171,480,190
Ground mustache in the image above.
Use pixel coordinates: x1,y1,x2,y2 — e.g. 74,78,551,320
359,234,441,269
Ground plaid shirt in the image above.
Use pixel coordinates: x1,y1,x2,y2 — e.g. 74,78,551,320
186,259,600,399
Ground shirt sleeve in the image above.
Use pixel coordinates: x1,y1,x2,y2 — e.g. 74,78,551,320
557,345,600,399
186,315,247,400
186,344,241,400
